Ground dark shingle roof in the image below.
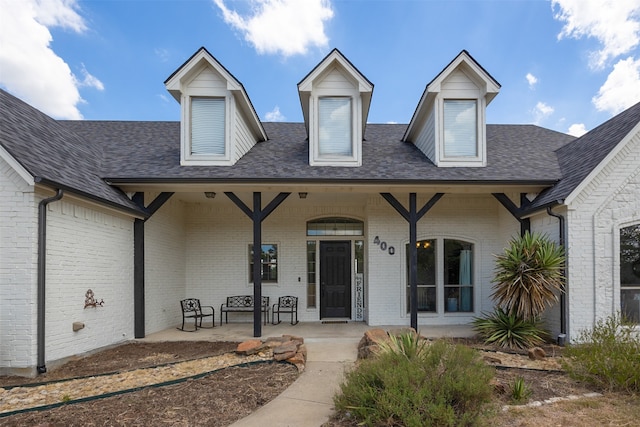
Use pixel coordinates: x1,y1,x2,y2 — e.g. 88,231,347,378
60,121,574,184
0,90,143,215
529,101,640,211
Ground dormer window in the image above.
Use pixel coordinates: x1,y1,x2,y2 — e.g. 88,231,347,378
443,99,477,158
318,97,353,157
164,47,267,167
190,97,226,156
403,50,500,168
298,49,373,167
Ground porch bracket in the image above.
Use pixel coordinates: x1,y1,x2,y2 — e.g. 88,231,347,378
380,192,444,331
492,193,531,236
133,192,174,339
225,192,291,337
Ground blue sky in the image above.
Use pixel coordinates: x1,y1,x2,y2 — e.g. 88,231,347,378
1,0,639,137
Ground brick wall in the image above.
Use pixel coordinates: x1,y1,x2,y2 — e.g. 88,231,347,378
44,197,134,364
0,157,38,373
565,130,640,338
144,196,186,334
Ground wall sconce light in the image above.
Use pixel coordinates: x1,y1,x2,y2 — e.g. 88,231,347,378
204,192,216,199
298,192,308,199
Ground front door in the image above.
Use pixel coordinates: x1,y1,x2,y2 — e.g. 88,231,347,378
320,241,351,318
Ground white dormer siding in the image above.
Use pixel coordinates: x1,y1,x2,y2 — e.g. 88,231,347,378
404,51,499,168
165,47,267,166
298,49,373,167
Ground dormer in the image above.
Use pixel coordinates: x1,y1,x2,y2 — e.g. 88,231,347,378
403,50,500,167
165,47,267,166
298,49,373,167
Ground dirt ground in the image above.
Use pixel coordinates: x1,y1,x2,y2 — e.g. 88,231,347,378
0,341,299,427
1,340,638,426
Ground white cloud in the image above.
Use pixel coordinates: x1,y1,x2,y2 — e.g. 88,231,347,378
592,57,640,115
76,64,104,91
213,0,334,57
567,123,587,137
526,73,538,89
553,0,640,70
0,0,96,119
532,101,554,124
264,106,285,121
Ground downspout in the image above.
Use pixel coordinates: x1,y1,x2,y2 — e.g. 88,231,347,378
37,189,64,374
546,205,566,339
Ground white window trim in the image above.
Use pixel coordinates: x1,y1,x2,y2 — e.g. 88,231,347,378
180,90,234,166
436,96,486,167
309,88,362,167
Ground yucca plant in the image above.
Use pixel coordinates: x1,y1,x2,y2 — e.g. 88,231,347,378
492,231,565,321
473,307,548,349
376,331,429,360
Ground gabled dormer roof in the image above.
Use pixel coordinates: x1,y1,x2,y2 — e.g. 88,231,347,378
297,48,374,136
164,47,267,142
403,50,500,142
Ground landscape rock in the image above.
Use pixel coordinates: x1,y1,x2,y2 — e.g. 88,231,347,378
236,340,263,355
528,347,546,361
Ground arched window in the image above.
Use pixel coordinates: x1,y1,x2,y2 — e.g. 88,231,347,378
621,224,640,323
306,217,364,236
406,238,474,313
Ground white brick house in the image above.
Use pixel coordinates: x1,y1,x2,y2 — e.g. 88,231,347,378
1,48,639,376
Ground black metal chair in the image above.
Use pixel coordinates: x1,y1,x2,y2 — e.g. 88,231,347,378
271,296,299,325
178,298,214,331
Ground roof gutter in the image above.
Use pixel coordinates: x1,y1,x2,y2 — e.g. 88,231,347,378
546,202,567,339
37,189,64,374
34,177,148,219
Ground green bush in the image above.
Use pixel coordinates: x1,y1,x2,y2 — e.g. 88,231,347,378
472,308,548,349
334,338,494,426
562,314,640,393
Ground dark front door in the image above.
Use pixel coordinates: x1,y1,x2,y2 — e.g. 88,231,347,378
320,241,351,318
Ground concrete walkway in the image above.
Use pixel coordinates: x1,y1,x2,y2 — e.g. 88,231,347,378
142,322,475,427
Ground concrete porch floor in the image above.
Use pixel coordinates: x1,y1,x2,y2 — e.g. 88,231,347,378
141,321,476,345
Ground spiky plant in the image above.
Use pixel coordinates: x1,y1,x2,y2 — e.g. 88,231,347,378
473,308,548,349
492,231,565,321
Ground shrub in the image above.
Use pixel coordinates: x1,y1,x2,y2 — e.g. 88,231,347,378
492,232,565,321
510,377,532,403
562,314,640,393
334,337,494,426
473,308,548,349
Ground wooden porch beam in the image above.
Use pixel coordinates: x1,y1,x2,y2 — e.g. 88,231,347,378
380,193,443,330
492,193,531,236
226,192,290,337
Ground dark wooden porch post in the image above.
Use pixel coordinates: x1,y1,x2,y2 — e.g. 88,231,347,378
226,192,290,337
381,193,443,331
133,192,174,339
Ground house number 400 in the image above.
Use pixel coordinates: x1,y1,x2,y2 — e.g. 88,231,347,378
373,236,395,255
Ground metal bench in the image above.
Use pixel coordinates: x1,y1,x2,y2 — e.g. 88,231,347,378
272,295,299,325
220,295,270,325
178,298,215,331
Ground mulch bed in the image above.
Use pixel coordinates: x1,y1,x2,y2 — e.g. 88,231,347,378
0,339,602,426
0,341,299,426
